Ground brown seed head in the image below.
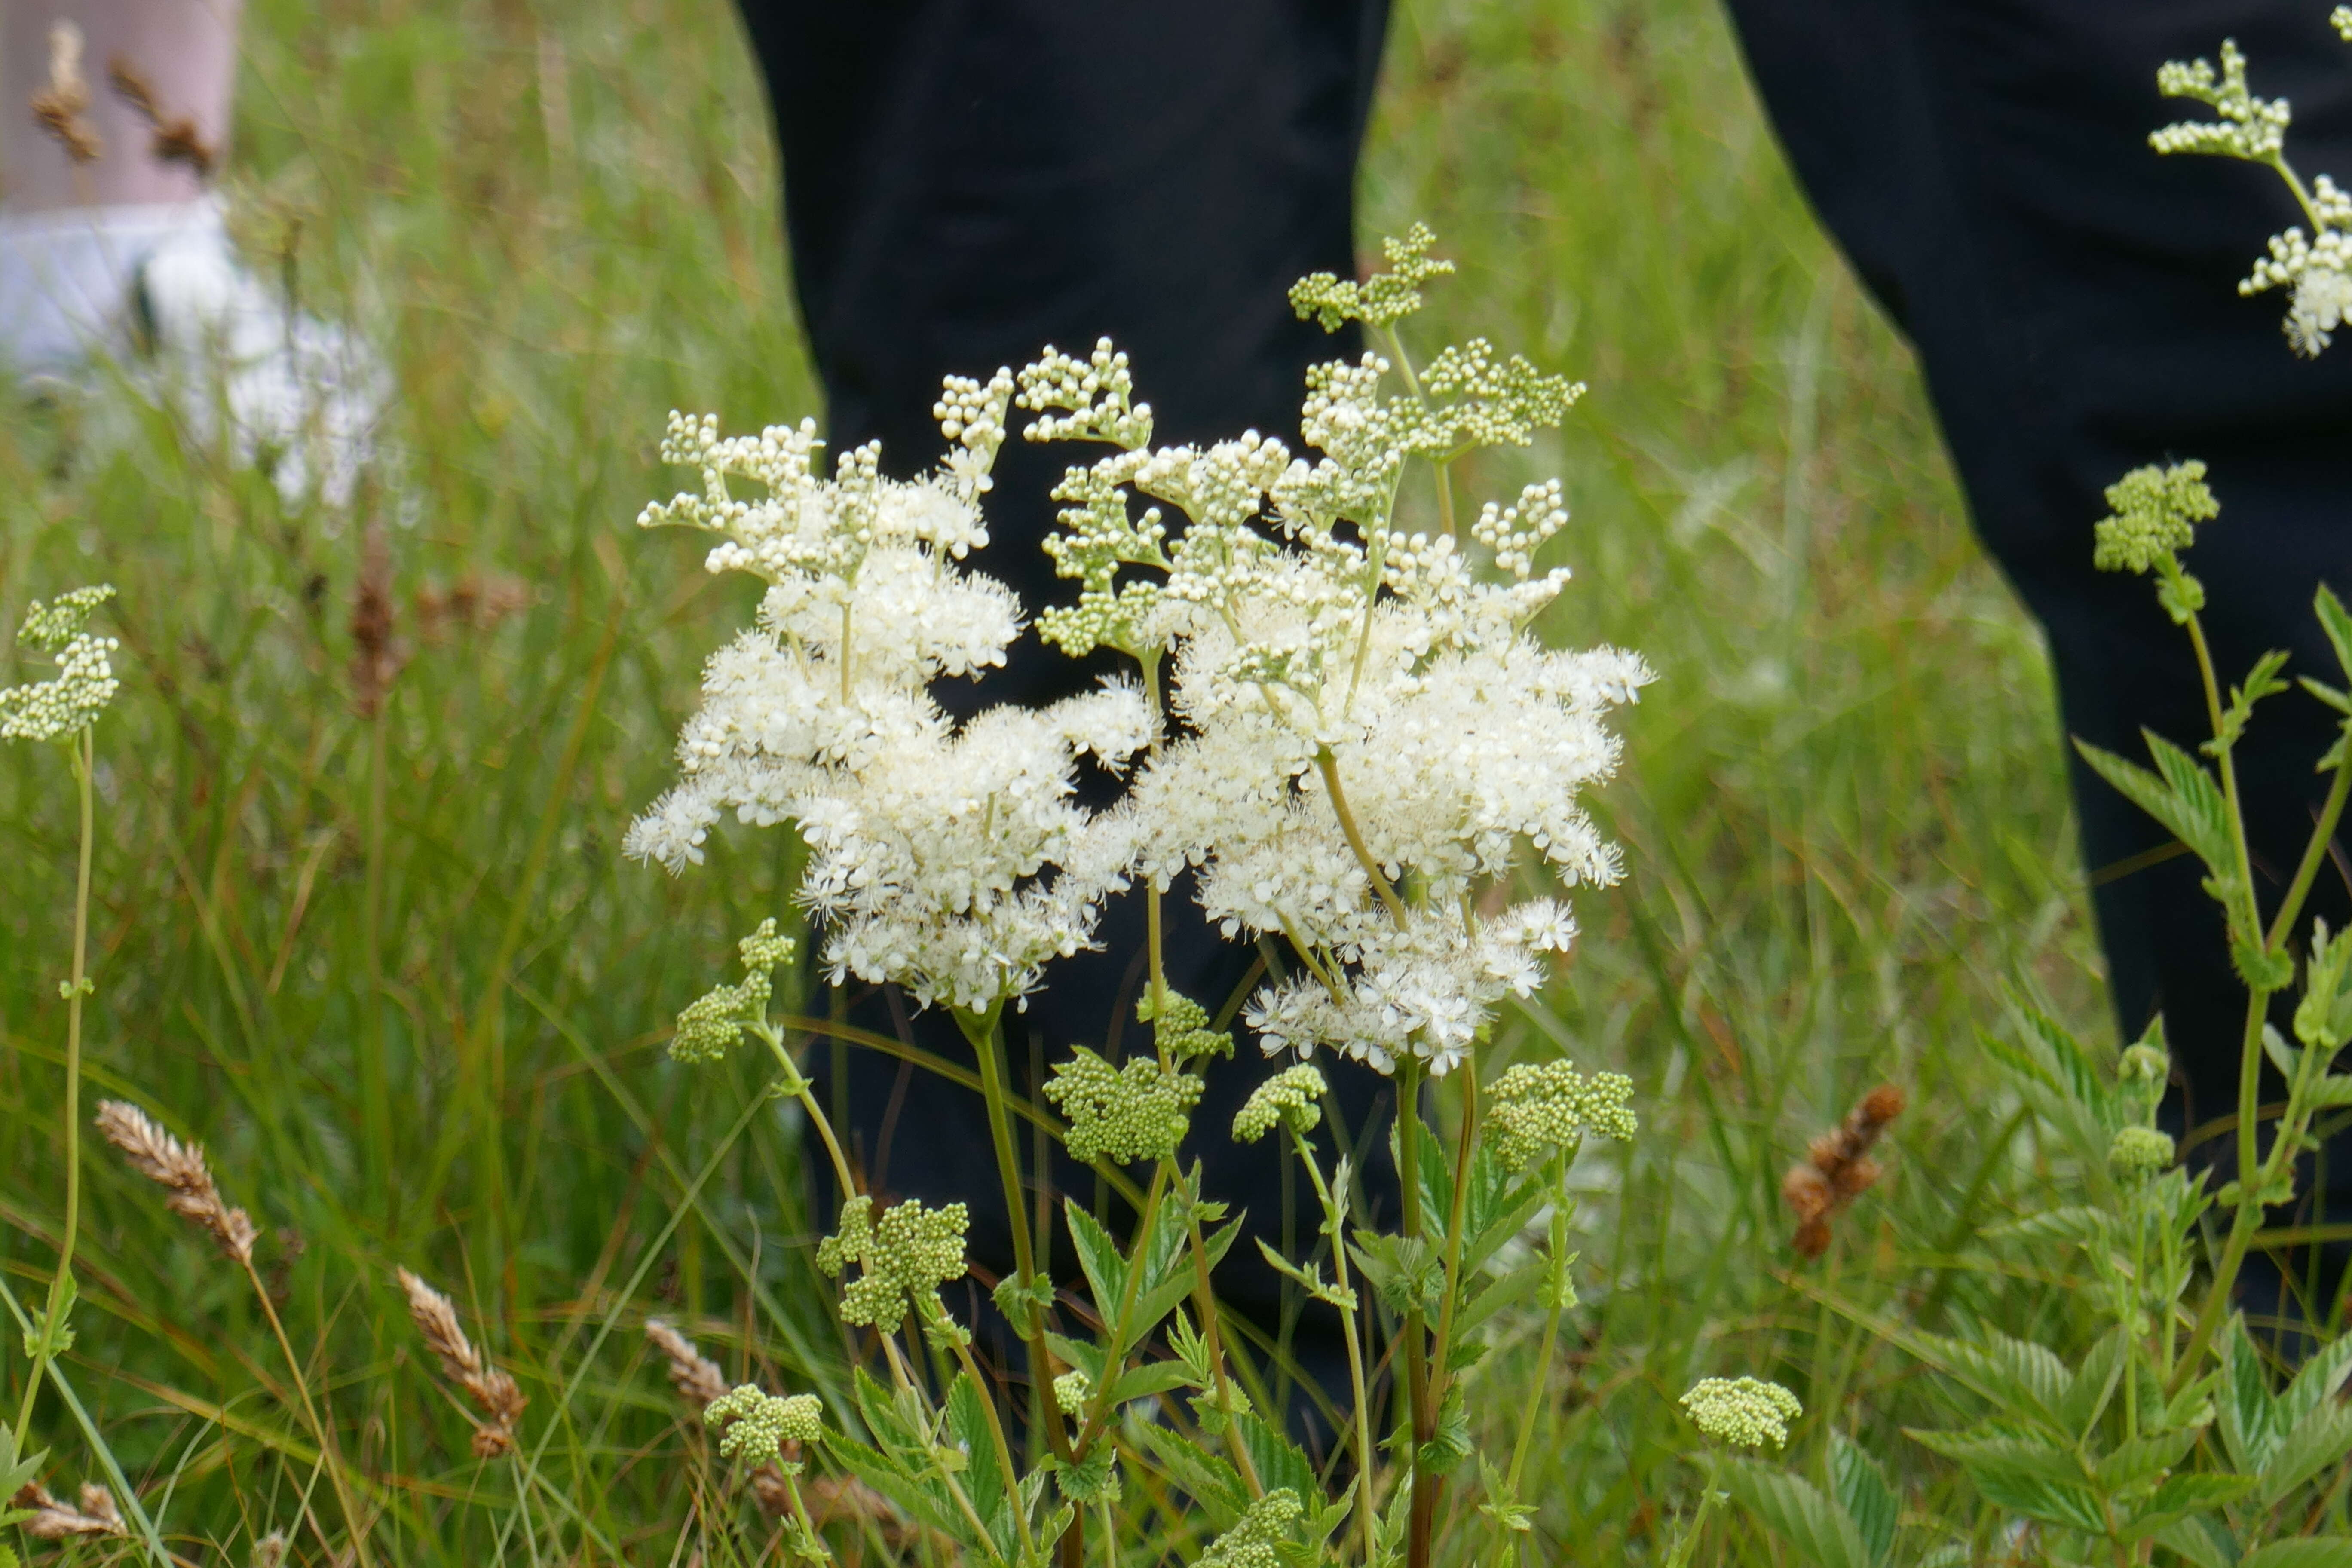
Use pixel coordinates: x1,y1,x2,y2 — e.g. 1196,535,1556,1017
1782,1083,1905,1259
95,1099,258,1264
645,1317,730,1409
31,23,102,163
349,522,404,720
106,55,217,177
251,1529,291,1568
397,1268,526,1454
13,1480,124,1539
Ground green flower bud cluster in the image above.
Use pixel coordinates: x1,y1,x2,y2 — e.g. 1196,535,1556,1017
1195,1487,1305,1568
1044,1047,1203,1165
2091,462,2217,574
1393,337,1585,458
1289,223,1454,330
1232,1065,1329,1144
1486,1060,1638,1171
816,1195,970,1332
2,586,120,744
2109,1125,2177,1182
670,919,796,1063
2152,41,2291,161
1138,989,1234,1063
705,1384,823,1467
2336,6,2352,41
1052,1369,1092,1415
1680,1376,1803,1451
1017,338,1155,449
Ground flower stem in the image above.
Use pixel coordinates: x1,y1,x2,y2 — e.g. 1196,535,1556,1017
15,725,95,1453
956,1004,1082,1568
1292,1127,1377,1567
1315,748,1408,928
244,1258,379,1568
1396,1059,1436,1568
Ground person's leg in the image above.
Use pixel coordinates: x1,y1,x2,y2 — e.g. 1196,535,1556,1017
3,0,242,212
2,1,242,371
734,0,1395,1446
1723,0,2352,1310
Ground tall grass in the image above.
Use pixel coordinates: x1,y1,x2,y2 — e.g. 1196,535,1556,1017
0,0,2100,1559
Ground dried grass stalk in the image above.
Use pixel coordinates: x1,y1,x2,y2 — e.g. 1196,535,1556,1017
95,1099,258,1264
396,1268,527,1457
13,1480,126,1539
30,22,102,163
1782,1084,1906,1259
106,55,216,176
645,1317,729,1408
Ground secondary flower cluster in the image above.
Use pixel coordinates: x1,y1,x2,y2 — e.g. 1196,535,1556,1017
627,397,1155,1011
1680,1376,1803,1451
2153,30,2352,355
815,1195,970,1332
1484,1059,1638,1170
706,1385,824,1468
1,585,119,744
632,229,1651,1076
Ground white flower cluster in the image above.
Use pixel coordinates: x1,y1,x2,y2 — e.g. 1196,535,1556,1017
632,229,1651,1072
1,586,120,744
1017,236,1647,1076
628,393,1154,1011
2153,35,2351,356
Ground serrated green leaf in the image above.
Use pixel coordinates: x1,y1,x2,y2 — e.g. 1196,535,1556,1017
2316,583,2352,683
1133,1424,1247,1528
1106,1359,1200,1408
2154,1515,2235,1568
1988,1207,2112,1250
2075,738,2228,876
2241,1537,2352,1568
1830,1433,1899,1568
1451,1261,1542,1350
1046,1332,1105,1384
2060,1328,2130,1440
2218,1314,2281,1475
2119,1473,2257,1540
946,1370,1008,1522
1970,1469,2110,1535
1237,1412,1321,1510
2279,1330,2352,1434
2016,1002,2122,1127
1065,1200,1130,1318
831,1433,972,1543
1908,1330,2071,1428
2258,1404,2352,1505
1718,1458,1871,1568
2095,1427,2199,1493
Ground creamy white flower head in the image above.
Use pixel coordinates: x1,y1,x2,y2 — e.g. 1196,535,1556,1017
2,585,120,744
1681,1376,1803,1451
798,686,1152,1010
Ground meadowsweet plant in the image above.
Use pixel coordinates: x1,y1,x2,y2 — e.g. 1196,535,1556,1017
0,587,144,1557
632,229,1651,1565
2152,17,2352,354
1715,20,2352,1562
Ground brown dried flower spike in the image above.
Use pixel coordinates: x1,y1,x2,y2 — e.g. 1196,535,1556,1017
108,55,218,178
397,1268,528,1457
30,22,102,164
1782,1084,1906,1260
95,1099,259,1265
12,1480,126,1540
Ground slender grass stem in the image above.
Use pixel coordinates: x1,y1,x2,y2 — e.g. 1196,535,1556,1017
245,1260,379,1568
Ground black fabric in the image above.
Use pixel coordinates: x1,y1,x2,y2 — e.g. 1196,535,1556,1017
734,0,1397,1435
1725,0,2352,1311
